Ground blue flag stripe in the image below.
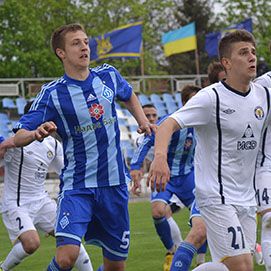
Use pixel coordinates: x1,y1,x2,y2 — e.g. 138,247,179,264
89,22,142,61
162,22,196,44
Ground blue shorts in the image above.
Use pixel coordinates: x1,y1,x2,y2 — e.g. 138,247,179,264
151,170,195,208
55,184,130,261
189,199,201,225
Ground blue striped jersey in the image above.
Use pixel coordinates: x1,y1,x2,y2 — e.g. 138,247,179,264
14,64,132,191
0,135,4,144
130,115,195,177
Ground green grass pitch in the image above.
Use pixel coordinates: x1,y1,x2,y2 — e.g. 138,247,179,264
0,201,265,270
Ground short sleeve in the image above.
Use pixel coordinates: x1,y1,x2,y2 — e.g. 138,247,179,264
170,90,213,128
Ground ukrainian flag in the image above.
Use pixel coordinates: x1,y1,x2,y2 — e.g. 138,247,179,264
162,22,197,57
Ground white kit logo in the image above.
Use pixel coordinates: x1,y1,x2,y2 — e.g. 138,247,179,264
87,93,96,102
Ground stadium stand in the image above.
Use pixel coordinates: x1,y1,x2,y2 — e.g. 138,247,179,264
138,94,150,105
16,97,27,115
2,97,16,109
0,83,19,96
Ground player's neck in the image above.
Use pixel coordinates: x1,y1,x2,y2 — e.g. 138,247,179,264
225,76,251,93
64,66,90,81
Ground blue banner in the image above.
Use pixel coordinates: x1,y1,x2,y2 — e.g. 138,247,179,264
205,18,253,57
89,22,143,61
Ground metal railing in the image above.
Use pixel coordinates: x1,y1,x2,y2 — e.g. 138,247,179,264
0,74,208,97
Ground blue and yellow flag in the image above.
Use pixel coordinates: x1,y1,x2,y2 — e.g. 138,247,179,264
205,18,253,57
162,22,197,57
89,22,142,61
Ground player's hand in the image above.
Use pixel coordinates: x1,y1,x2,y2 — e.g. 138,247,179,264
147,154,170,192
34,121,57,141
130,169,143,196
137,122,157,136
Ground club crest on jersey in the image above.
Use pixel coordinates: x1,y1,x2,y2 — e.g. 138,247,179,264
89,103,104,120
59,215,69,229
47,150,53,159
254,106,264,120
102,85,114,103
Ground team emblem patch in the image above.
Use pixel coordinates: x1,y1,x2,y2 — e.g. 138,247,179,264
102,85,114,103
254,106,264,120
47,151,53,159
89,103,104,120
59,215,69,229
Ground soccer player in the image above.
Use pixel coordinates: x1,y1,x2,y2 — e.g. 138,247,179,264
148,29,270,271
0,102,93,271
131,85,207,271
207,59,263,266
254,46,271,270
132,103,184,271
12,23,156,271
134,104,159,173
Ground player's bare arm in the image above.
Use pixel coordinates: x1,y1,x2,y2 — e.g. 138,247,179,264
0,137,16,159
14,121,57,147
147,118,180,192
124,92,157,135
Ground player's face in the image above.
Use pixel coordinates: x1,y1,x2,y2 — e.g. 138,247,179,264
143,107,158,124
58,30,90,70
226,42,257,80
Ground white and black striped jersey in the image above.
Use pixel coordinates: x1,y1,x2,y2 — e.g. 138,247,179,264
1,136,63,212
170,81,271,207
254,71,271,168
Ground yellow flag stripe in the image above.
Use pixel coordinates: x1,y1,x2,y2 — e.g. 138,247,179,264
163,36,197,57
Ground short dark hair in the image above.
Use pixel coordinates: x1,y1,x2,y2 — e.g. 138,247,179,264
51,23,87,60
207,61,225,84
181,85,201,105
24,101,34,114
142,103,156,109
218,29,256,61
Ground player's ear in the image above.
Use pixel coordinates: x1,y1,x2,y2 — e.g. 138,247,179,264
56,48,65,60
221,57,231,72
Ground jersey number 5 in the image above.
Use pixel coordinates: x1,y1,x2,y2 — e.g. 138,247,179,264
120,231,130,249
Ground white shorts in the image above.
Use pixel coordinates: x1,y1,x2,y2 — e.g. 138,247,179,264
255,166,271,213
200,204,256,262
2,196,56,243
169,194,185,209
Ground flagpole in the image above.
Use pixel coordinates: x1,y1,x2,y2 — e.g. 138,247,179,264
140,42,146,92
194,47,200,85
140,42,145,76
195,48,200,75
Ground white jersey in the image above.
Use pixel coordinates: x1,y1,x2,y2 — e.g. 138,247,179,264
1,136,63,212
254,72,271,168
170,81,270,207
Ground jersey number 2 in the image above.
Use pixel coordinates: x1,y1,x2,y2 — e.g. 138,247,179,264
228,226,245,250
16,217,24,230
